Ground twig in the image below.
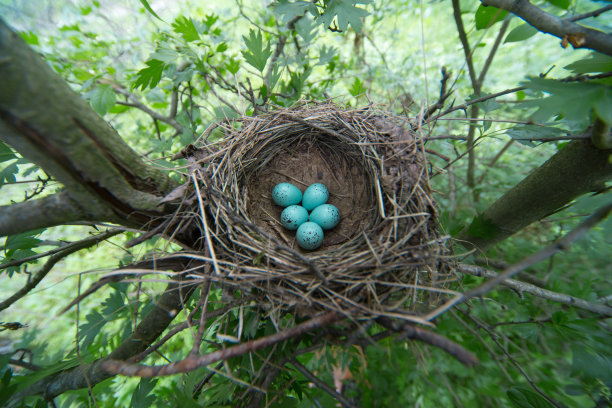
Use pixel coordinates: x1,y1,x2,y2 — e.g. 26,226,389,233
0,230,121,312
567,5,612,22
290,359,357,408
377,318,479,367
463,203,612,300
113,86,183,133
428,203,612,319
457,264,612,316
458,308,563,408
101,312,341,377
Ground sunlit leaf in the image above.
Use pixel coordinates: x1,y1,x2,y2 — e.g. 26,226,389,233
317,0,370,33
475,5,508,30
172,16,200,42
131,378,158,408
505,24,538,43
139,0,164,22
132,59,166,90
241,29,272,72
89,84,116,116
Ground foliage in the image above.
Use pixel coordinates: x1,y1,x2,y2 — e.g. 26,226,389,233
0,0,611,407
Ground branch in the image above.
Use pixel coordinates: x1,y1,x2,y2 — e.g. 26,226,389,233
377,318,479,367
114,86,183,133
567,5,612,23
0,191,91,237
101,311,341,377
0,20,176,222
8,269,196,405
452,0,479,93
457,264,612,316
482,0,612,56
0,230,122,312
459,139,612,251
464,202,612,300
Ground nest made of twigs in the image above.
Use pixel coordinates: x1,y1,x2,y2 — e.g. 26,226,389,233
186,101,455,321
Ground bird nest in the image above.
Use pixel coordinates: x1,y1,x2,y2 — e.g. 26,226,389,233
186,102,455,321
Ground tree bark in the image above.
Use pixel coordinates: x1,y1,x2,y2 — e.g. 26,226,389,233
0,19,178,234
459,139,612,251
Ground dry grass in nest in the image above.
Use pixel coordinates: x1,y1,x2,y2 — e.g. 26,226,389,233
186,101,457,323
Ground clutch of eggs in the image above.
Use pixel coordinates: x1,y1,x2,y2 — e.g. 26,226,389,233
272,182,340,250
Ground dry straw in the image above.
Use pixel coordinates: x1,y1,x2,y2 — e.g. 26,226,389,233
185,101,457,323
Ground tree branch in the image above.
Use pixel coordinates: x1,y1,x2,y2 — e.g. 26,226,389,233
457,264,612,316
101,311,341,377
0,20,176,225
290,359,357,408
0,191,96,237
114,87,184,133
377,318,479,367
567,5,612,23
0,229,122,312
8,266,196,405
482,0,612,56
459,139,612,251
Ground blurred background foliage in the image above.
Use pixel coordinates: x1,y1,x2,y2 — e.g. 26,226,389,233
0,0,611,406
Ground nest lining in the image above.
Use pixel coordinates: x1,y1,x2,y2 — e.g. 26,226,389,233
190,102,455,320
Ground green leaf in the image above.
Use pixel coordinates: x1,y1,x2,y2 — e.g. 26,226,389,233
546,0,569,9
565,53,612,74
0,162,18,187
172,16,200,42
78,311,106,350
131,378,158,408
4,230,43,252
505,24,538,43
349,77,366,97
241,29,272,72
0,142,16,164
521,77,612,127
317,0,370,33
273,1,319,24
507,386,555,408
506,125,566,146
226,57,240,75
475,5,508,30
101,290,126,320
133,59,166,90
19,31,39,45
90,85,116,116
139,0,164,22
295,17,318,44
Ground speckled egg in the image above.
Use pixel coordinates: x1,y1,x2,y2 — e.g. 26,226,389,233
302,183,329,211
296,222,324,250
272,183,302,207
309,204,340,230
280,205,309,230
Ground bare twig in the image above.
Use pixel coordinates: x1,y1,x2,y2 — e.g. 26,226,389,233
567,5,612,22
457,264,612,316
113,86,184,133
0,230,122,312
101,312,341,377
428,203,612,319
377,318,479,367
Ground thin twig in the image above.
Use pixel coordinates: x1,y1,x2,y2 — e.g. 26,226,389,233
458,264,612,316
0,230,122,312
101,312,341,377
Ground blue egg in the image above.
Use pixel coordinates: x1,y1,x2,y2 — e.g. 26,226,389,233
272,183,302,207
309,204,340,230
280,205,309,230
302,183,329,211
296,222,324,250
